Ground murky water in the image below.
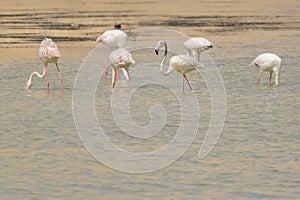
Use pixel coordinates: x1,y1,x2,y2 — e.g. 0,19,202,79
1,0,299,199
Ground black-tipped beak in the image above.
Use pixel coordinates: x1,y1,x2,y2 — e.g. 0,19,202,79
155,49,159,55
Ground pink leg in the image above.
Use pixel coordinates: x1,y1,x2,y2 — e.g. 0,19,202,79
256,71,263,85
268,72,273,84
45,64,50,90
195,68,199,76
116,69,120,90
56,63,64,90
104,49,110,79
183,74,193,91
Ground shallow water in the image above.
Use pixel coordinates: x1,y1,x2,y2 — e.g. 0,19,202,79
1,0,300,199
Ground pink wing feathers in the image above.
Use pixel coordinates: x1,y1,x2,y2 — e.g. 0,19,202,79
38,38,60,58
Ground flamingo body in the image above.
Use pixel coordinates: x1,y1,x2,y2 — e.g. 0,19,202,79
96,30,127,48
155,40,202,92
169,55,199,75
109,48,135,88
96,30,128,78
251,53,281,85
184,37,213,61
26,37,64,90
38,38,60,63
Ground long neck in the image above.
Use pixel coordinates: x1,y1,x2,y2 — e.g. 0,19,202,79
160,56,172,75
31,66,46,79
26,66,46,89
28,66,46,83
160,42,172,75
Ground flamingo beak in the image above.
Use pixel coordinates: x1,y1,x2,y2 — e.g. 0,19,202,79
155,49,159,55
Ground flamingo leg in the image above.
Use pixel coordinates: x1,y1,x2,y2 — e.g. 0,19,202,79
268,72,273,84
274,71,280,85
116,69,120,90
45,64,50,90
111,68,116,88
104,49,111,79
182,75,185,92
183,74,193,91
56,63,64,89
123,69,132,89
198,53,200,61
256,71,263,85
196,68,199,76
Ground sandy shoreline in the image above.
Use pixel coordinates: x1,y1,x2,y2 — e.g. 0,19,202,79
0,0,299,64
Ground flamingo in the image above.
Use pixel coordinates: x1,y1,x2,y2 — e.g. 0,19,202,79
109,48,135,89
184,37,213,61
250,53,282,85
25,37,64,90
96,30,128,79
155,40,203,92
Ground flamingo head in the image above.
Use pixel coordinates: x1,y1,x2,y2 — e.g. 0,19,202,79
155,40,167,56
249,61,259,68
25,79,32,90
205,44,213,49
96,35,103,43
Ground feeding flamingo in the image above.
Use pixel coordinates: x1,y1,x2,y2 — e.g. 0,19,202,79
250,53,282,85
96,30,128,79
155,40,204,92
109,48,135,89
184,37,213,61
25,37,64,90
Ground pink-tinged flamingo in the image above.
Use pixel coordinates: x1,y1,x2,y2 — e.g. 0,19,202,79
25,37,64,90
250,53,282,85
184,37,213,61
109,48,135,89
96,30,128,79
155,40,203,92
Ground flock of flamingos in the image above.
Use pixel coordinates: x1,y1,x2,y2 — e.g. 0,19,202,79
25,29,282,92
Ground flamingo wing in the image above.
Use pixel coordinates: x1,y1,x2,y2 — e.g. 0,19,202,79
109,48,135,66
102,30,128,48
170,55,199,73
38,38,60,58
184,38,213,50
252,53,281,68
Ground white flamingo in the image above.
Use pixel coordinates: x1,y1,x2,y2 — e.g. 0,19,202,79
250,53,282,85
25,37,64,90
109,48,135,89
155,40,203,92
184,37,213,61
96,30,128,79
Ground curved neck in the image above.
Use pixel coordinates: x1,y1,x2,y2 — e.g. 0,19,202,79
160,56,172,75
160,41,172,75
29,66,46,80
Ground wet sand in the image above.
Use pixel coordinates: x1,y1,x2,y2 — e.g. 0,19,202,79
0,0,299,61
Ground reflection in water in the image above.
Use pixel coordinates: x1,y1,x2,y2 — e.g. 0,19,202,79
1,0,300,199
